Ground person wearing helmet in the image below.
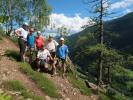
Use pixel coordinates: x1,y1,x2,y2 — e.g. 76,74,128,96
56,37,69,78
45,35,59,76
15,23,29,62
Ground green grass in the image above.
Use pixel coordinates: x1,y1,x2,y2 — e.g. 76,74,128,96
2,80,42,100
5,50,19,61
67,73,92,96
19,62,60,98
0,34,4,41
0,36,3,40
0,92,13,100
7,36,18,45
99,93,110,100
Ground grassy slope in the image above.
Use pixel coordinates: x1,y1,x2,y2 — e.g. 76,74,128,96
19,62,60,98
2,80,42,100
5,49,60,98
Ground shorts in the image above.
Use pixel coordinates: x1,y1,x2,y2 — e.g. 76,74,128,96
38,59,48,68
58,58,66,63
29,46,35,52
49,51,56,64
50,51,56,58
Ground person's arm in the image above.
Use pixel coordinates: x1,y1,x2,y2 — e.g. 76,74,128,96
54,40,59,51
65,46,69,60
15,28,22,37
47,50,53,60
54,40,59,46
37,51,40,59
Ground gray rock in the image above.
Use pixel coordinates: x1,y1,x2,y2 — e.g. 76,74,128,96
73,92,76,96
27,98,33,100
0,89,4,94
45,96,51,100
64,97,70,100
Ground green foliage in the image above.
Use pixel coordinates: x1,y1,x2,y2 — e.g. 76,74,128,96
68,12,133,99
99,93,110,100
19,62,60,97
8,37,18,45
0,0,51,34
0,35,3,40
2,80,42,100
111,65,133,96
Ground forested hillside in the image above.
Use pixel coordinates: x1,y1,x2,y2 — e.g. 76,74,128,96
68,12,133,100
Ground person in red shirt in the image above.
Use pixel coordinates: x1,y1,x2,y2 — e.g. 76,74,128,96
35,31,44,51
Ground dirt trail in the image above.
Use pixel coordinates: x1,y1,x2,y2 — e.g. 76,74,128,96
0,37,98,100
45,73,98,100
0,38,46,100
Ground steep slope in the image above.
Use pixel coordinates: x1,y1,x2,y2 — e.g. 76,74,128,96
67,12,133,99
0,37,99,100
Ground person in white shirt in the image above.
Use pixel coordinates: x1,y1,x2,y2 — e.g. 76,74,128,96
45,35,59,52
15,23,29,62
36,45,52,72
45,35,59,76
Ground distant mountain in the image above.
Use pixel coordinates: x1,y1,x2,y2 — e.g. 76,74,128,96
68,12,133,55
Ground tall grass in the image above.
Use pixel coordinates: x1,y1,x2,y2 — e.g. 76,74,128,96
2,80,42,100
67,72,92,96
19,62,60,98
0,93,13,100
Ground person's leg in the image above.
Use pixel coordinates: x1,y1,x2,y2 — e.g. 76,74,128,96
29,46,34,64
51,52,57,75
51,61,57,76
36,59,40,71
21,40,26,62
44,61,48,72
61,59,66,77
19,38,24,61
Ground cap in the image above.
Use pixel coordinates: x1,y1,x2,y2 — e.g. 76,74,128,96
23,22,29,26
60,37,64,41
37,31,41,34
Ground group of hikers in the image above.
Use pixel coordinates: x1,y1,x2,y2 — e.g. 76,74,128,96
15,23,69,77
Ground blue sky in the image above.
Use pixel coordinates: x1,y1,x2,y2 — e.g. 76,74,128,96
46,0,133,34
48,0,133,18
48,0,88,17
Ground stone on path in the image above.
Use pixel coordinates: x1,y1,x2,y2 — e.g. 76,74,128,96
45,96,51,100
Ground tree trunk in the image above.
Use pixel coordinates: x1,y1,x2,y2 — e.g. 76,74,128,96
98,0,104,87
8,0,13,35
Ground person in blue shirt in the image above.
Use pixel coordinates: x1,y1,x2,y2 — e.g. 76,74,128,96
27,27,35,64
27,28,35,48
57,37,68,77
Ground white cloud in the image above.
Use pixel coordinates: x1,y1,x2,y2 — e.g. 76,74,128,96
123,9,132,15
45,13,93,34
111,0,133,9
